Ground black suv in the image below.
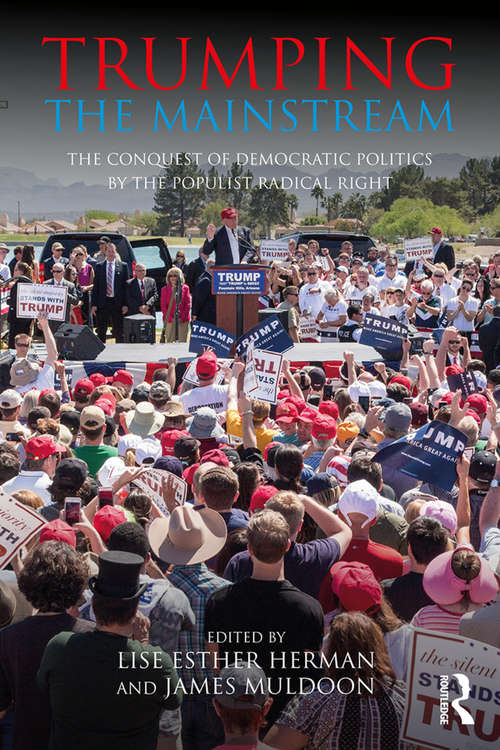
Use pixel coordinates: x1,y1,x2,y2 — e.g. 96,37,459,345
277,231,377,260
40,233,172,301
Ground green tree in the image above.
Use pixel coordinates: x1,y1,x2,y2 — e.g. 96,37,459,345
372,197,468,242
301,215,326,225
311,185,324,217
459,158,493,215
85,210,118,222
341,193,367,221
223,162,254,210
199,200,228,234
371,165,426,210
287,194,299,222
153,155,206,235
125,211,159,233
322,192,343,221
248,186,289,238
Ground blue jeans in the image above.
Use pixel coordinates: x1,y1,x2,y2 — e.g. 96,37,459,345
181,695,224,750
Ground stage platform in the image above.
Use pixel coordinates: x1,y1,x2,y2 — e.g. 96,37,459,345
94,342,382,364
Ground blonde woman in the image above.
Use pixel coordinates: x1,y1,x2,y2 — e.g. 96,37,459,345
160,267,191,342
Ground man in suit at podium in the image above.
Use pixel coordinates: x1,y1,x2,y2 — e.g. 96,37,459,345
404,226,456,276
91,243,130,343
126,263,158,316
202,207,256,265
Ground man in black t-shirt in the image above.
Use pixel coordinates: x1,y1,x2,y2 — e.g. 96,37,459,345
205,509,324,725
383,517,448,622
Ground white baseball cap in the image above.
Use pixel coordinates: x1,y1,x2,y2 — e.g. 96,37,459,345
338,480,379,528
135,438,162,466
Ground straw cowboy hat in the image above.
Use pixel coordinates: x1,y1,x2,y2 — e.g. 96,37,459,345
148,505,227,565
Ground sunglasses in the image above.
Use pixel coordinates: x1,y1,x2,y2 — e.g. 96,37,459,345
74,253,84,257
17,342,29,348
449,340,461,344
308,271,318,275
53,269,64,273
433,274,444,278
386,264,397,268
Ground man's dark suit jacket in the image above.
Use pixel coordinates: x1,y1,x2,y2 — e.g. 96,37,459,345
478,317,500,372
404,242,456,276
202,225,254,265
185,257,206,294
42,278,79,323
126,276,158,315
91,260,129,308
43,255,69,281
192,272,216,324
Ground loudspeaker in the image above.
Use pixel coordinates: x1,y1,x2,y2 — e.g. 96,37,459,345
258,307,289,334
55,324,105,361
123,314,156,344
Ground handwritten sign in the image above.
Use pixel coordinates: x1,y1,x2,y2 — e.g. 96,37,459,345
133,468,187,515
402,628,500,749
0,491,46,569
252,349,283,404
404,236,434,262
17,283,68,321
182,358,230,387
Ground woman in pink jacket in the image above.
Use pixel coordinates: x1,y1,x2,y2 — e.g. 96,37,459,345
160,267,191,342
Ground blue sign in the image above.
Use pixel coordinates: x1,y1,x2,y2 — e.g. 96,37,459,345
213,267,267,295
376,420,467,491
447,370,479,398
360,313,408,357
235,315,294,357
189,322,235,358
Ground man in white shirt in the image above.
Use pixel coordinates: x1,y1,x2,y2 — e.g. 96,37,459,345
0,389,29,440
2,434,64,505
203,207,255,265
9,313,58,395
376,256,407,293
431,266,455,306
177,350,229,415
298,266,333,319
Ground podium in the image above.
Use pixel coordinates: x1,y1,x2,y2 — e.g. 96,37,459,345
212,265,269,339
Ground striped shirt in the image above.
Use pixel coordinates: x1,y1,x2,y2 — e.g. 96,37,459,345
411,604,462,634
168,563,230,689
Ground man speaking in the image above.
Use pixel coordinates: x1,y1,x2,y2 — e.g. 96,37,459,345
202,207,255,265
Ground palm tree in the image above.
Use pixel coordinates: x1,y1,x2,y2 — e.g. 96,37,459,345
311,186,324,217
287,194,298,223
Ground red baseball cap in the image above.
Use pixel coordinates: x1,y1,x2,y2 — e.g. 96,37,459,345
113,369,134,387
200,449,230,467
94,397,114,417
73,379,94,399
465,408,481,426
182,462,200,486
312,414,337,440
249,485,279,513
319,401,339,420
440,391,456,405
89,373,109,387
465,394,488,416
162,429,189,456
93,506,127,543
429,227,442,235
38,389,58,403
445,364,465,377
39,519,76,548
221,207,237,219
297,407,318,425
284,396,307,414
196,351,218,380
25,435,65,460
275,403,299,424
263,441,279,462
389,374,412,392
330,561,382,614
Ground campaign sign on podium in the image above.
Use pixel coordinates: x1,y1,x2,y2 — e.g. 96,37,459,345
212,264,269,339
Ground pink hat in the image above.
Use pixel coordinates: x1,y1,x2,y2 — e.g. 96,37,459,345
419,500,457,534
249,485,279,513
423,546,498,606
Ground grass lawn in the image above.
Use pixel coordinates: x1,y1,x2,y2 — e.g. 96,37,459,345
0,234,204,244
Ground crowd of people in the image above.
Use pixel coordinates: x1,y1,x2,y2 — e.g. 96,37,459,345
0,213,498,749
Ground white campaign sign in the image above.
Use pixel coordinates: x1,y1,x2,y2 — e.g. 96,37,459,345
182,358,230,386
252,349,283,404
0,490,46,568
133,468,187,515
16,283,68,321
404,236,434,262
259,241,290,262
299,313,321,342
401,628,500,749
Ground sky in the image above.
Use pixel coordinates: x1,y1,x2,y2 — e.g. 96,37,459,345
1,5,498,185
